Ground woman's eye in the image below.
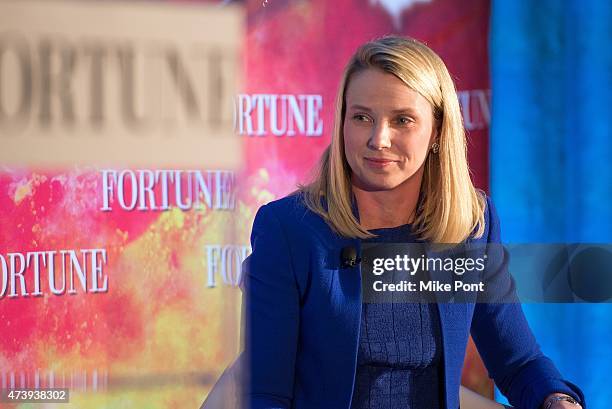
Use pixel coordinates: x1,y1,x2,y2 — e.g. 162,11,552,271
353,114,371,122
397,116,414,125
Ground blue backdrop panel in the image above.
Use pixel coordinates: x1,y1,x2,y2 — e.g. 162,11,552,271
490,0,612,407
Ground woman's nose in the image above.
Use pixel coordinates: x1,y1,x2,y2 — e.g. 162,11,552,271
368,123,392,150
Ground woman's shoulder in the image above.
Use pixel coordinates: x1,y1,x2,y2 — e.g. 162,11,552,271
259,191,306,214
256,191,309,223
253,191,331,235
250,192,345,263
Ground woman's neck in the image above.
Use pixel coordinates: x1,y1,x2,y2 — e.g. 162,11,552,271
352,171,423,231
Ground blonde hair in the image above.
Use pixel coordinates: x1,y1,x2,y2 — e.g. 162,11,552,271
299,36,485,243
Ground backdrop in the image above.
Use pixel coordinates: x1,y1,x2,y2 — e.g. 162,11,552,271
490,0,612,407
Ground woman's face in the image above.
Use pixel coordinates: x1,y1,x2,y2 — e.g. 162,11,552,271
343,68,437,192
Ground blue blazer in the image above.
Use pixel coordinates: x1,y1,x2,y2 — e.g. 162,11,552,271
212,193,585,409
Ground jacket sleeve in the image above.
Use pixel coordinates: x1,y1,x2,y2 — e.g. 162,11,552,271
470,196,586,409
240,204,300,409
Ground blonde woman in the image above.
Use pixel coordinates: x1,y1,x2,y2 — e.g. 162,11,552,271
237,36,585,409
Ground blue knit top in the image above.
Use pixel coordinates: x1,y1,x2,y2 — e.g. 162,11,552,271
350,224,443,409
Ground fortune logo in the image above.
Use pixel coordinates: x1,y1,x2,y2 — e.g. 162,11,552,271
235,94,323,137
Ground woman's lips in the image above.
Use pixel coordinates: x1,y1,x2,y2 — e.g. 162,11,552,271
364,157,397,168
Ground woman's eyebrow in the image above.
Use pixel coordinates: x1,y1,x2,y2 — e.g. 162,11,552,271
349,104,418,114
348,104,373,112
390,108,418,114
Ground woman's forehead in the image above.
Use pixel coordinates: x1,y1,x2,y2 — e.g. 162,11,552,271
345,69,431,112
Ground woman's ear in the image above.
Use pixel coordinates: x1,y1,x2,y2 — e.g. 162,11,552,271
429,129,439,151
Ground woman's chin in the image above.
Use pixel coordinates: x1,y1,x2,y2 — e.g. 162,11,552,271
354,179,403,192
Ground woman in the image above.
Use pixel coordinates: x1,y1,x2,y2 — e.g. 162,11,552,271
238,36,585,409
